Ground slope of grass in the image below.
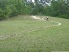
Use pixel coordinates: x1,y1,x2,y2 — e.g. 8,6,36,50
0,15,69,52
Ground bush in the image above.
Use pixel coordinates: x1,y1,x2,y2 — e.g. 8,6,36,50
0,8,6,20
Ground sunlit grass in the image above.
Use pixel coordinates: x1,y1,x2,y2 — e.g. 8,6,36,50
0,15,69,52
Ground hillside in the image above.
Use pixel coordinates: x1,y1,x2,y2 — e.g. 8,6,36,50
0,15,69,52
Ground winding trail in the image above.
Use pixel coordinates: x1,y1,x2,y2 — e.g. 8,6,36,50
0,16,61,40
31,16,61,26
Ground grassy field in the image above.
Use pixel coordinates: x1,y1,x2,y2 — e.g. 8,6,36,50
0,15,69,52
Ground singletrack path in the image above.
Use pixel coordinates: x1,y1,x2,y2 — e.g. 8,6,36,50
0,16,61,40
31,16,61,26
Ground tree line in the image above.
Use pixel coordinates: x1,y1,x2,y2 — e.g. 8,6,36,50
0,0,69,20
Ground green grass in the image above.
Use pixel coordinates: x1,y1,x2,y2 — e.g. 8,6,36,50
0,15,69,52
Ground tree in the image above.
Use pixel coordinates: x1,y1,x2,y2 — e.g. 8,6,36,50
0,8,5,20
10,5,17,16
4,5,12,19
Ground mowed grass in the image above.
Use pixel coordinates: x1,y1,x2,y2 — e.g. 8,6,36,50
0,15,69,52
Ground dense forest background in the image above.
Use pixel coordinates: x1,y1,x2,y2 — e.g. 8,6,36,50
0,0,69,20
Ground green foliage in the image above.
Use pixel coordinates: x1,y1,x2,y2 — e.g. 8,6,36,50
0,8,6,20
32,4,44,15
44,0,69,19
10,5,17,16
4,5,12,19
0,0,32,20
0,0,69,20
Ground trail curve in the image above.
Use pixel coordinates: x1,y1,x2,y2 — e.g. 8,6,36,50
31,16,61,26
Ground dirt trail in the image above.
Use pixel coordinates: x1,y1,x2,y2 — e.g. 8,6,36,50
31,16,61,26
0,16,61,40
31,16,41,20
